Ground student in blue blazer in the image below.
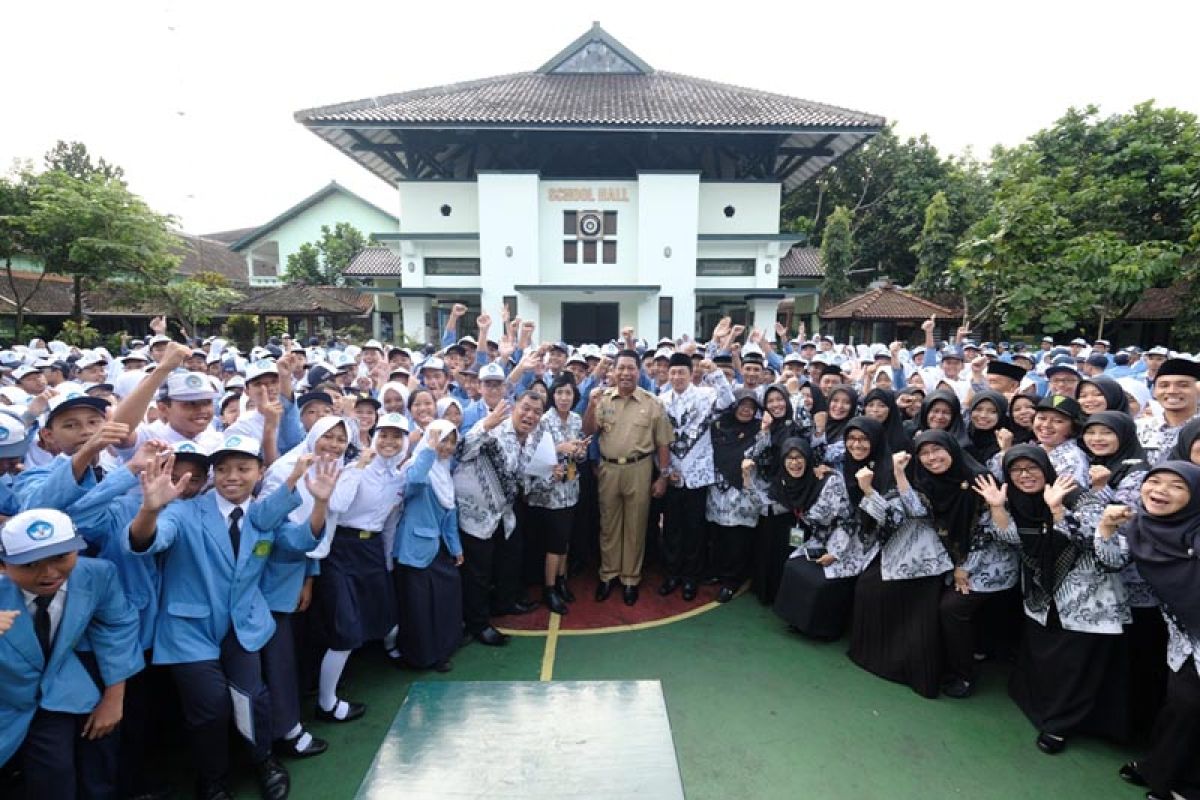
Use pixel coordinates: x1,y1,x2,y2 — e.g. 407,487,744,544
0,508,142,800
393,419,464,671
127,435,334,800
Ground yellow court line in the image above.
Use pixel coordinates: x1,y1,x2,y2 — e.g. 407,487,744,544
500,582,749,640
539,611,561,681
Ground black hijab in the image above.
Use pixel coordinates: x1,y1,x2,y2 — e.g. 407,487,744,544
1076,376,1127,415
918,389,971,447
802,381,828,415
911,430,989,564
824,385,859,444
758,385,802,483
1007,394,1038,445
1127,461,1200,635
965,390,1009,464
843,416,896,533
897,387,925,420
712,389,760,489
1002,445,1085,610
862,387,912,454
1082,411,1149,490
768,437,825,513
1167,417,1200,463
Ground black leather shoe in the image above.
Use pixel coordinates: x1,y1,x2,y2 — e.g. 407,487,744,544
658,577,681,596
1036,732,1066,755
555,574,576,603
314,699,366,723
276,729,329,759
474,626,509,646
623,584,639,606
494,599,539,615
255,757,290,800
1118,762,1147,787
543,586,569,615
681,581,698,601
941,678,974,699
595,578,617,602
197,778,233,800
717,586,735,603
434,659,453,673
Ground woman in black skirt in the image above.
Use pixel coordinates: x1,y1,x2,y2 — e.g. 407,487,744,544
321,412,408,693
976,445,1130,754
762,437,866,639
848,425,955,698
393,419,464,671
750,386,805,604
1117,461,1200,800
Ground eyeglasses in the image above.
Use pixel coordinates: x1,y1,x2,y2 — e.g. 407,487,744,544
1009,465,1042,477
784,454,806,462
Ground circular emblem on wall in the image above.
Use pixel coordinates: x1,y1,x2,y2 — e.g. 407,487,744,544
577,211,603,239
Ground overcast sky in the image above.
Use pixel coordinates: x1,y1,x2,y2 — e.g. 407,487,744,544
2,0,1196,235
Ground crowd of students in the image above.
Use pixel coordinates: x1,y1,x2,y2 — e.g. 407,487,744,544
0,306,1197,800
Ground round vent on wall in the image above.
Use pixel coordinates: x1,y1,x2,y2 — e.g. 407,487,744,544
577,211,603,240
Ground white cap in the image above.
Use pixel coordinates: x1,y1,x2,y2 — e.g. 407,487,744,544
362,339,385,352
148,334,172,347
420,356,445,373
389,365,411,378
0,386,29,404
244,359,279,383
12,365,39,381
375,412,410,432
225,375,246,390
121,349,150,363
478,362,505,382
0,509,85,565
171,439,211,460
76,352,108,369
45,386,108,425
164,371,219,401
0,413,28,448
210,434,262,461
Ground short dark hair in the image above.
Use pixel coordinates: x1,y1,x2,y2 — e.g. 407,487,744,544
549,374,581,408
513,388,547,412
615,349,640,366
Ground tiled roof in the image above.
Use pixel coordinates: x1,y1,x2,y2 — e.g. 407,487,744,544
344,246,404,277
230,285,371,315
1124,283,1185,321
199,227,258,245
820,285,961,321
0,272,76,314
779,246,823,279
175,232,248,286
297,71,884,131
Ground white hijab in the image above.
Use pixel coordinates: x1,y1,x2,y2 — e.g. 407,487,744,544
417,418,457,509
266,415,348,558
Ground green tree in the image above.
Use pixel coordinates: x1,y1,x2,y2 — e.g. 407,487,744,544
911,191,956,297
0,174,51,336
782,127,991,286
283,223,368,285
952,102,1200,336
44,141,125,183
22,171,180,323
820,206,855,305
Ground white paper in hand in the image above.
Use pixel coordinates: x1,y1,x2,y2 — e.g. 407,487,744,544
526,431,559,479
230,685,255,743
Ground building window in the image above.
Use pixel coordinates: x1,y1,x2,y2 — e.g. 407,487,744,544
658,296,673,340
424,258,481,276
503,295,518,319
696,258,756,277
563,210,617,264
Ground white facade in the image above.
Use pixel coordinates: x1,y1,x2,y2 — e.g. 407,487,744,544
381,173,801,344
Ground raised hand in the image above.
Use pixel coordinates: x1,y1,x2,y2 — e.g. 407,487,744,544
775,321,787,340
760,412,774,431
27,389,55,418
1043,475,1077,511
0,609,20,635
972,474,1007,507
355,447,376,469
476,312,492,331
730,324,746,342
259,398,283,428
856,466,875,495
139,453,188,511
160,342,191,370
150,315,167,335
921,315,936,333
126,439,168,476
287,453,315,488
893,451,912,471
1088,465,1112,490
1098,504,1134,539
711,316,732,341
83,414,131,459
450,303,467,318
305,457,342,502
483,399,511,430
995,428,1014,453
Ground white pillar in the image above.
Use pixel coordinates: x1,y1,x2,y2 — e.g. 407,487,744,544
400,296,430,343
750,297,780,335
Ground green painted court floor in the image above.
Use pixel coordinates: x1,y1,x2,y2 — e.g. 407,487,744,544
216,597,1143,799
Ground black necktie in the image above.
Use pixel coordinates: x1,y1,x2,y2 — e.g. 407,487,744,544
33,595,53,659
228,507,243,557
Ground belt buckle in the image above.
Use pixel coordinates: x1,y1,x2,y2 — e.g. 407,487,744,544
358,530,371,540
617,456,628,465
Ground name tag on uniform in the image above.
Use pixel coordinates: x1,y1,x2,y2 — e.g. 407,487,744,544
359,531,372,540
253,540,272,558
788,526,806,548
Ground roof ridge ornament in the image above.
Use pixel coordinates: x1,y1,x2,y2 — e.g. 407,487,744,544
537,22,653,75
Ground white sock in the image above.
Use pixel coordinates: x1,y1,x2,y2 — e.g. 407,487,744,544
383,625,398,651
318,649,352,712
284,723,302,740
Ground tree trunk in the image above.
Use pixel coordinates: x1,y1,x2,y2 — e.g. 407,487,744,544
72,274,83,324
1096,309,1106,341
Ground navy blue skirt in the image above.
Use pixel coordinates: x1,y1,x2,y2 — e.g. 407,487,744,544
318,528,397,650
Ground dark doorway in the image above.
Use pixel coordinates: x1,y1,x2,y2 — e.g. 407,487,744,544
562,302,619,345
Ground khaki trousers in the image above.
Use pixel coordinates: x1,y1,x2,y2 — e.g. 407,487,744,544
596,458,653,585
